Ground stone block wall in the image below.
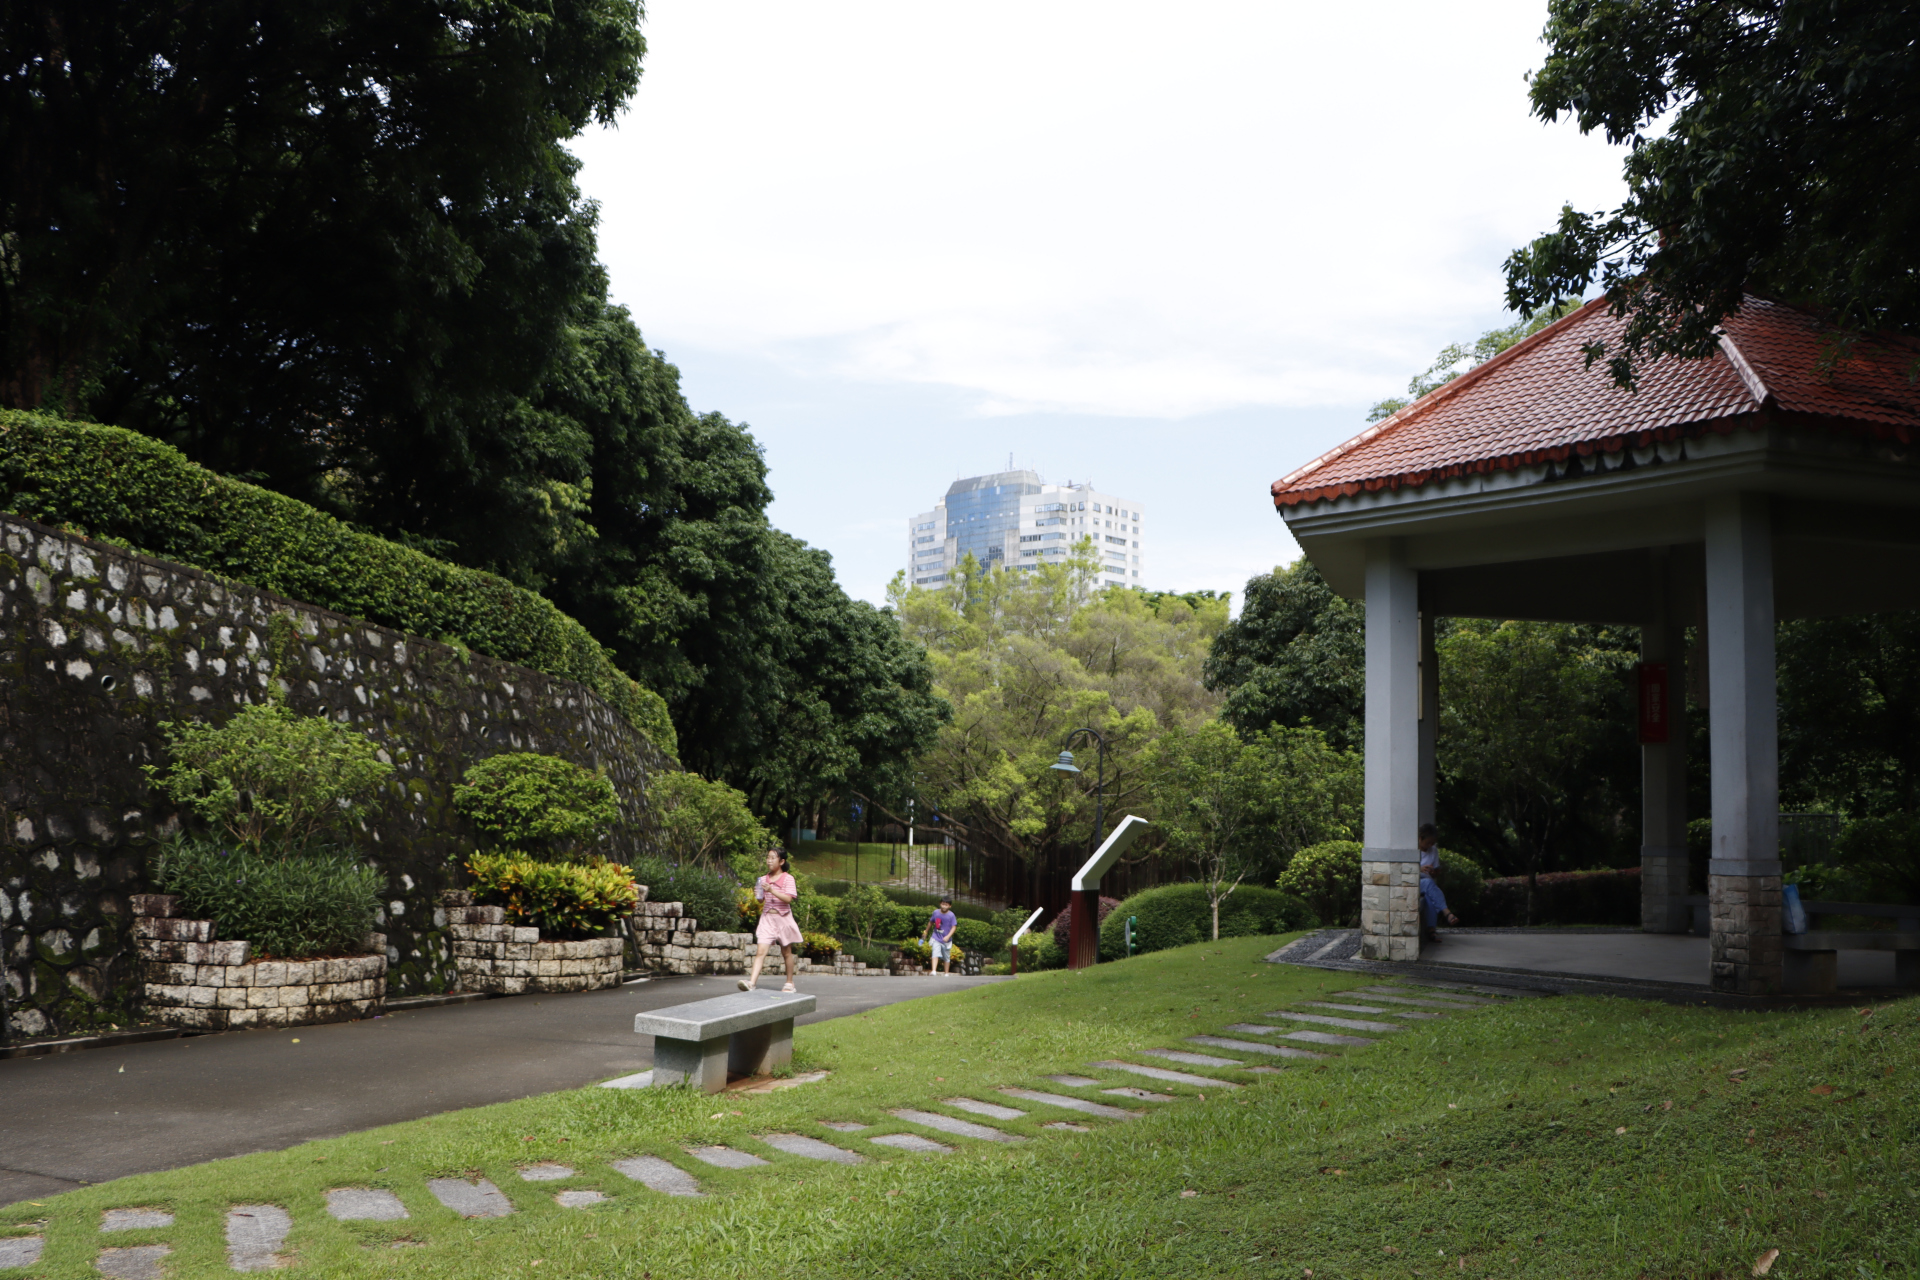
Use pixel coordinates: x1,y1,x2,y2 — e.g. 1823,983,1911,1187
1708,873,1783,994
0,513,672,1039
1359,858,1421,962
627,901,888,977
446,904,623,994
132,894,385,1030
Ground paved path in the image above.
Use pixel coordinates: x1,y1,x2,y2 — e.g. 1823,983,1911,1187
1,970,1520,1272
0,972,1001,1210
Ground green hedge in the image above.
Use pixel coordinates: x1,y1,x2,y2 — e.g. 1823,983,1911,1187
0,411,675,756
1098,883,1316,960
154,836,381,959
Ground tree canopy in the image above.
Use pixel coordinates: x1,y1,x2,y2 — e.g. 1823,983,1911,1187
1504,0,1920,385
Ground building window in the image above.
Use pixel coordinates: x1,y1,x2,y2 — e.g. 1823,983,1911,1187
915,521,936,532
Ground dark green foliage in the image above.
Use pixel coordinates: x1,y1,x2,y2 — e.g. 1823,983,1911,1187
1779,612,1920,819
1430,854,1486,920
1831,817,1920,906
1480,867,1642,927
1204,561,1365,749
153,836,380,958
841,942,894,970
1276,840,1364,928
877,886,993,922
950,918,1001,954
453,753,620,859
1505,0,1920,384
0,412,675,754
628,857,737,932
1098,884,1315,960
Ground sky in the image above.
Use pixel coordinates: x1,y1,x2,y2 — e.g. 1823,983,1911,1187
570,0,1630,607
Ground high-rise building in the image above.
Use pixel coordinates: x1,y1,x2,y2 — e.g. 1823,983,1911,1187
907,469,1146,590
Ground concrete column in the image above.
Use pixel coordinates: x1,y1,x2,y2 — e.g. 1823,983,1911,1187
1361,538,1421,961
1704,494,1783,994
1418,610,1439,830
1640,550,1691,932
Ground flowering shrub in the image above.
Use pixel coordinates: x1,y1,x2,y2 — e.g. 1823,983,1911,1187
465,852,640,939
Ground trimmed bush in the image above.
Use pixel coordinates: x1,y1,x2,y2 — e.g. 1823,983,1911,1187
0,411,674,755
628,857,737,930
1432,854,1486,920
153,836,380,958
877,886,994,922
1479,867,1641,926
1014,928,1064,970
951,917,1000,954
1098,884,1316,960
1049,896,1121,949
453,753,620,859
801,931,841,961
893,939,933,965
1277,840,1363,927
843,941,893,969
465,852,641,939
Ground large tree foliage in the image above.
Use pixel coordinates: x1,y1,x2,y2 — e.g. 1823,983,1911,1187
1203,560,1365,750
1779,613,1920,819
1504,0,1920,385
1365,300,1587,423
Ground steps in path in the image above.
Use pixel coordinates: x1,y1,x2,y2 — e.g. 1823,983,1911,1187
14,979,1516,1274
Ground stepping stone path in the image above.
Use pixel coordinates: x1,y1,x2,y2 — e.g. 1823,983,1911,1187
225,1205,292,1272
999,1088,1138,1120
1140,1048,1244,1068
612,1155,703,1198
326,1188,409,1221
869,1132,952,1154
95,1245,170,1279
18,976,1518,1271
689,1146,770,1169
427,1177,515,1218
1187,1034,1325,1059
759,1133,865,1165
893,1109,1025,1143
1091,1060,1242,1090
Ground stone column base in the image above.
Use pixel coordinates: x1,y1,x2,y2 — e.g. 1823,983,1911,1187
1359,859,1421,961
1708,874,1783,994
1640,848,1691,933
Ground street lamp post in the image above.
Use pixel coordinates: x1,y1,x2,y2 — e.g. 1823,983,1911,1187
1049,728,1107,970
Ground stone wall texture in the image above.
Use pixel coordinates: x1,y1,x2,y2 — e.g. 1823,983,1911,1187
0,513,671,1039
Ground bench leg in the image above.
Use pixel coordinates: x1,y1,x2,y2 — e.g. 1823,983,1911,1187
651,1035,729,1092
728,1018,794,1078
1897,951,1920,990
1782,950,1837,995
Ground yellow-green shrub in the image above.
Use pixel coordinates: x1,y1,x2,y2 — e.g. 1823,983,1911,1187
465,852,640,939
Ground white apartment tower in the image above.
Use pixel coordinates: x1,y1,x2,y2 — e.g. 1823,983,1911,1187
907,469,1146,589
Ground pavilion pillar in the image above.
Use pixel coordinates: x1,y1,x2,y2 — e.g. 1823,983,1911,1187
1418,610,1439,830
1640,550,1690,932
1361,538,1421,961
1704,494,1783,994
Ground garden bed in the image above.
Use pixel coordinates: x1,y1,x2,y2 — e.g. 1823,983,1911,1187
445,901,624,995
132,894,385,1030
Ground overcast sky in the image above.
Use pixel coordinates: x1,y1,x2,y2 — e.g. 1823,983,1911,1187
570,0,1628,606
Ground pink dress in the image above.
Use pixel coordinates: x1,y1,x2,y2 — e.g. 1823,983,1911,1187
755,872,804,946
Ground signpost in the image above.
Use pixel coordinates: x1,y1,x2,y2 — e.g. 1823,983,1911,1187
1067,815,1150,969
1008,907,1046,975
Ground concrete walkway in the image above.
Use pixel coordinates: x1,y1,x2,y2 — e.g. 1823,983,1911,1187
1427,929,1901,988
0,972,1002,1210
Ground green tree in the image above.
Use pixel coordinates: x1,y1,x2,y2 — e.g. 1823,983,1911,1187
1203,560,1365,749
452,754,621,859
1778,612,1920,819
652,772,773,871
1364,300,1587,423
1503,0,1920,384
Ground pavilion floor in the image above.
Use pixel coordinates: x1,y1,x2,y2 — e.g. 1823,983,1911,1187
1425,927,1904,988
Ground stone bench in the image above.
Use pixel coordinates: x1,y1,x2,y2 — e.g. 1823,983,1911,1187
632,990,816,1093
1783,930,1920,993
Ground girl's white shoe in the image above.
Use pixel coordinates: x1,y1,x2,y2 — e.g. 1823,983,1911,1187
781,983,796,994
737,978,754,992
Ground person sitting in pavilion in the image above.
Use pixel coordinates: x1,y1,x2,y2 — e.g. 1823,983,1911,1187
1417,823,1460,943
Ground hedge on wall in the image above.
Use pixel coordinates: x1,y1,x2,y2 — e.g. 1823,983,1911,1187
0,411,676,756
1480,867,1641,927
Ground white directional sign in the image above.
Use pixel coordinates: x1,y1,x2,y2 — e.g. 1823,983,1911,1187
1070,814,1150,891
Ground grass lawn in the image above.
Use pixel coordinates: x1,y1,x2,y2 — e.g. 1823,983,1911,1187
6,936,1918,1278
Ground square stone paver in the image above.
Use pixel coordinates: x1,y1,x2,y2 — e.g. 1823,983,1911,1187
611,1155,703,1197
0,1238,45,1269
941,1097,1027,1121
1263,1011,1403,1033
868,1132,952,1154
998,1088,1138,1119
1188,1035,1327,1059
1044,1075,1100,1087
1282,1029,1378,1047
554,1190,608,1208
226,1205,291,1272
1102,1086,1175,1101
427,1178,514,1218
688,1146,771,1169
758,1133,866,1165
325,1188,408,1221
1090,1060,1242,1089
95,1245,170,1279
518,1163,574,1181
819,1120,869,1132
101,1209,173,1233
892,1109,1025,1143
1140,1048,1243,1068
1301,1000,1392,1014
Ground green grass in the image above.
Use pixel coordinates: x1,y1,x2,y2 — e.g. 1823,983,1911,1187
7,938,1919,1278
791,841,957,890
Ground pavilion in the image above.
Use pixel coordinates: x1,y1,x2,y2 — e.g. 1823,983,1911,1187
1270,295,1920,995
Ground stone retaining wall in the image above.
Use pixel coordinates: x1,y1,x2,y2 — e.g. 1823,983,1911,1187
627,900,888,977
132,894,385,1030
446,904,623,995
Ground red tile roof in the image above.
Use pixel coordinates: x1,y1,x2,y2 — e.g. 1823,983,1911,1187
1272,295,1920,508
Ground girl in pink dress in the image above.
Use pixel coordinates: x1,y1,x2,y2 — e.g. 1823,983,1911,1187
741,847,802,993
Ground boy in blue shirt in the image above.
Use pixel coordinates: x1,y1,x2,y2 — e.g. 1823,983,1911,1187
926,900,958,975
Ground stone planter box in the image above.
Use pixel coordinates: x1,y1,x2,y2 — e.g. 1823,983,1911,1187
627,900,892,977
447,905,624,994
132,894,386,1031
